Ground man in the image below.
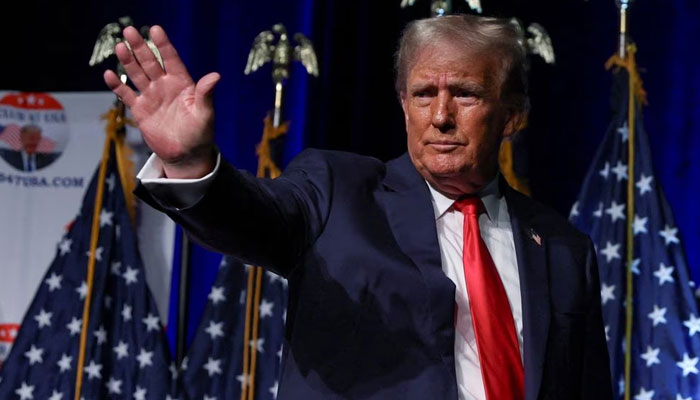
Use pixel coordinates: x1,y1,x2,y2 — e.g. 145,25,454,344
105,15,612,400
0,124,59,171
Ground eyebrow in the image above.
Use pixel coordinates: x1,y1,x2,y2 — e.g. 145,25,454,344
408,80,487,95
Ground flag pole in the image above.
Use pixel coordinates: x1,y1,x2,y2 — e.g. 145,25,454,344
614,1,636,399
242,23,318,400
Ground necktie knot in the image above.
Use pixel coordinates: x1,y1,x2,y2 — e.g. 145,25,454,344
453,196,484,216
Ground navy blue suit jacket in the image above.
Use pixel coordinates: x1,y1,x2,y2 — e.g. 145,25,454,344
137,149,613,399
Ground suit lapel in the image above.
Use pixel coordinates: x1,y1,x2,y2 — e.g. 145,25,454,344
375,154,457,358
505,183,551,400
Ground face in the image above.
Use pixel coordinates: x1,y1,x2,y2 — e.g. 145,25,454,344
401,42,519,197
20,129,42,154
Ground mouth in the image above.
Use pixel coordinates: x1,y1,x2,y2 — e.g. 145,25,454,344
427,142,463,152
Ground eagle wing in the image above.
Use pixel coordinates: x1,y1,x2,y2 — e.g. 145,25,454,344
293,33,319,77
526,23,555,64
244,30,275,75
89,22,122,66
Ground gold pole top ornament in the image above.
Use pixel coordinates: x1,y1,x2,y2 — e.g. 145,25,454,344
244,23,319,127
400,0,483,16
89,16,163,85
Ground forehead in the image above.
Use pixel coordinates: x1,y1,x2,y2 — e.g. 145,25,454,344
407,42,500,85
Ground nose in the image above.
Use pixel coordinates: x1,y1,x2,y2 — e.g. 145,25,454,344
431,91,455,133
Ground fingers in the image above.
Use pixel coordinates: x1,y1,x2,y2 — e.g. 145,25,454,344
103,70,137,106
123,26,165,81
194,72,221,110
149,25,191,78
114,42,151,93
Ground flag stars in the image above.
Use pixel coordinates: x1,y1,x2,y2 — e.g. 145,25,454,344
142,313,160,331
136,348,154,368
236,373,250,388
169,362,179,379
629,258,641,275
640,346,660,367
259,299,274,318
593,202,604,218
99,209,113,227
113,341,129,359
45,272,63,291
122,304,133,321
612,161,628,181
648,305,668,326
66,317,82,336
636,174,653,195
208,286,226,304
684,314,700,336
203,396,216,400
677,395,691,400
85,247,103,262
653,263,674,285
606,201,626,223
34,309,52,328
205,320,224,340
676,353,699,377
604,326,610,342
110,261,121,275
94,325,107,345
48,390,63,400
250,338,265,353
632,215,648,235
600,241,621,263
83,360,102,380
24,345,44,365
659,225,680,246
617,123,629,142
58,238,72,256
15,382,34,400
600,283,616,305
105,174,116,192
634,387,654,400
599,162,611,179
122,266,139,285
204,357,222,377
133,386,147,400
76,281,88,300
57,353,72,372
569,202,579,220
106,377,122,394
270,381,279,399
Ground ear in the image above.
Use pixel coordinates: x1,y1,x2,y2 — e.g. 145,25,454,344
502,110,527,138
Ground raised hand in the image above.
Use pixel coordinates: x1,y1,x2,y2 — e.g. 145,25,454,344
104,25,220,179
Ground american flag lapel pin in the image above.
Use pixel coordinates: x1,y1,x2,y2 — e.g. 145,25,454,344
529,228,542,246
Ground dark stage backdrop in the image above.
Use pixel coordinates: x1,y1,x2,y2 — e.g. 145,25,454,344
2,0,698,350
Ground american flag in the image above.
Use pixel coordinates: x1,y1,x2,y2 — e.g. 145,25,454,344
179,256,288,400
0,143,175,399
570,66,700,399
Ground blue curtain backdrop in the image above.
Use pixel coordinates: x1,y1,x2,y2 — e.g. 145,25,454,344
2,0,698,355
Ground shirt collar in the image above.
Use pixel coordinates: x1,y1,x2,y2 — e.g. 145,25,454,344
426,175,502,222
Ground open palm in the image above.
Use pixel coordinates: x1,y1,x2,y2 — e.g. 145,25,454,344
104,25,220,178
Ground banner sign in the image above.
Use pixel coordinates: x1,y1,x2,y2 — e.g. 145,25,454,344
0,91,174,365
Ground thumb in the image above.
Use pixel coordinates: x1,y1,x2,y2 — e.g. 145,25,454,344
194,72,221,107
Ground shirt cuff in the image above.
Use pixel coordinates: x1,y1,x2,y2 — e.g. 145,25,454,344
137,152,221,209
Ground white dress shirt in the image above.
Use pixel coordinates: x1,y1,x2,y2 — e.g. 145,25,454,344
426,179,523,400
138,154,524,400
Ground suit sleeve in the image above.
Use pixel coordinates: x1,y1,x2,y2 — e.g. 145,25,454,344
581,238,614,399
135,149,333,277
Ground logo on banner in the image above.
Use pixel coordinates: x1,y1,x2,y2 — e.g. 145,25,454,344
0,93,69,172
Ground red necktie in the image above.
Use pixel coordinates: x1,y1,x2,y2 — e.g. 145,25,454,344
454,197,524,400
